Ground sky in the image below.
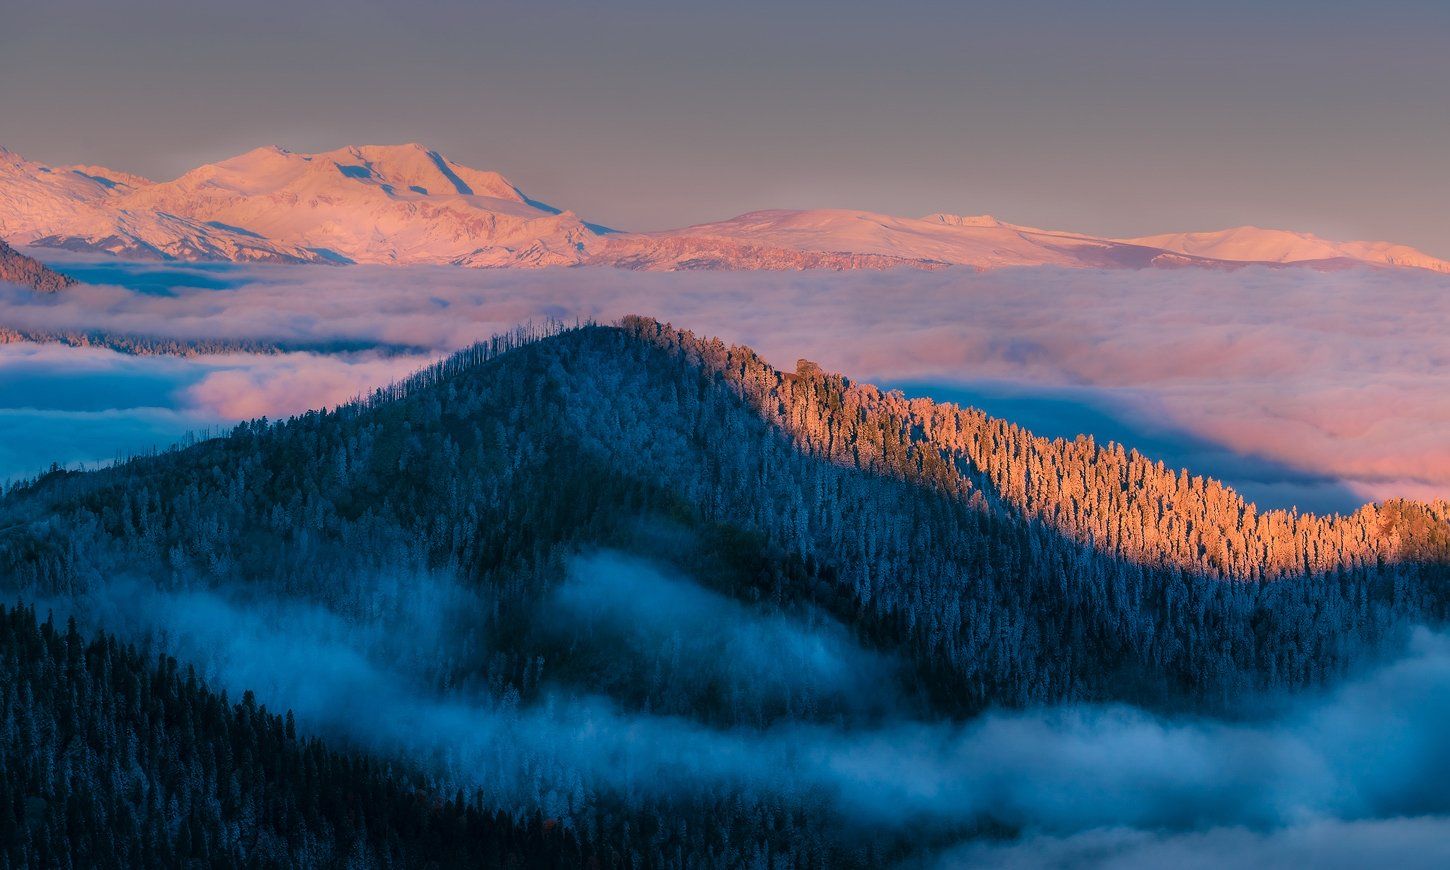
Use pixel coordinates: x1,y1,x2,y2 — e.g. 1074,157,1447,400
2,0,1448,254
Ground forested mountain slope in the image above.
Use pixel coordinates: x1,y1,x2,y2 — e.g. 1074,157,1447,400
0,318,1446,865
2,318,1444,710
0,604,595,868
673,319,1449,581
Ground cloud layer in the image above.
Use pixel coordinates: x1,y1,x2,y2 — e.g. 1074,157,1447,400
4,257,1449,509
0,340,431,482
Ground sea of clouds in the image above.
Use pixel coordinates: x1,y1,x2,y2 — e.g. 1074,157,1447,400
3,257,1449,511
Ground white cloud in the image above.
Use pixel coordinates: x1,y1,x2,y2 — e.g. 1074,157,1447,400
181,351,435,419
934,818,1450,870
3,260,1448,507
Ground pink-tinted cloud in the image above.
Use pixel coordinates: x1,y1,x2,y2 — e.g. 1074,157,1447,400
2,261,1447,505
183,352,436,419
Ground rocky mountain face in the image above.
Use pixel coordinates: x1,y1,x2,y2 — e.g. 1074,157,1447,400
4,143,1448,273
0,236,75,291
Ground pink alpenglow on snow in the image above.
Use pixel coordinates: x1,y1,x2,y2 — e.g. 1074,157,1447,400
3,144,1448,274
1122,226,1450,274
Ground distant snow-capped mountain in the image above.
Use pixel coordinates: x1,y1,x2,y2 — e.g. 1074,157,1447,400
641,209,1228,270
0,146,151,242
2,144,597,267
1121,226,1450,274
3,144,1447,274
112,144,601,266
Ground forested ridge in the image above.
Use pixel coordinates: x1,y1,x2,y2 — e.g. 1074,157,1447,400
0,238,74,293
3,316,1445,707
621,318,1448,580
0,317,1446,866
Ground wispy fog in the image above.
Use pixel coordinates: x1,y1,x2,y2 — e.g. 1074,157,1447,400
30,551,1450,863
6,257,1449,509
935,817,1450,870
548,552,904,721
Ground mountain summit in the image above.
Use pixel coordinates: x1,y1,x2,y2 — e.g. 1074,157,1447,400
4,144,597,267
630,208,1223,270
114,142,599,266
2,144,1447,273
1122,225,1450,273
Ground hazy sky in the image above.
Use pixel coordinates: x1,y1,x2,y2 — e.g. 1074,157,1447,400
3,0,1447,252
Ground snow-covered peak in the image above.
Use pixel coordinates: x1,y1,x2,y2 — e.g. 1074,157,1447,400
0,146,151,188
0,147,41,176
0,148,150,242
22,143,604,266
63,164,154,191
1123,226,1450,273
317,143,527,201
2,143,1446,273
644,208,1192,270
134,143,534,207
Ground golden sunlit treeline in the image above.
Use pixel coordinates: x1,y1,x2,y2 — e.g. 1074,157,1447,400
645,314,1448,580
